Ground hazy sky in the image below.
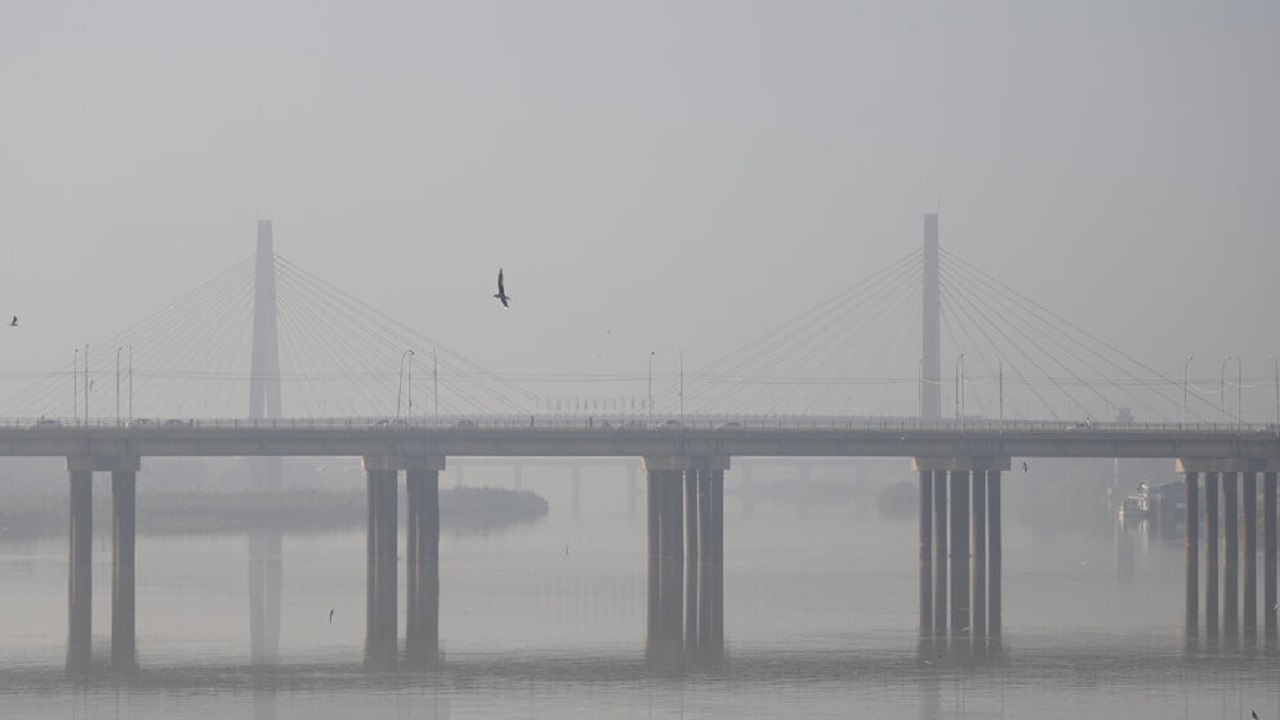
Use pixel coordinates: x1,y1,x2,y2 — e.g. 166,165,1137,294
2,1,1278,412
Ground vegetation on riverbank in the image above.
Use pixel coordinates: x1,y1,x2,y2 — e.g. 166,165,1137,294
0,486,548,540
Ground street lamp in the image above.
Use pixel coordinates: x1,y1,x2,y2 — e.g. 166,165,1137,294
954,353,966,426
679,350,684,426
648,351,655,424
115,347,123,427
73,348,78,425
1221,354,1235,423
397,349,414,421
1183,355,1194,429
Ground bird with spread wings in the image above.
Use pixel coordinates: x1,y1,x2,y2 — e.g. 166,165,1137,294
494,268,511,308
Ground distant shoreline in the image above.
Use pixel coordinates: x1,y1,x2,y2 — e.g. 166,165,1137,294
0,486,549,540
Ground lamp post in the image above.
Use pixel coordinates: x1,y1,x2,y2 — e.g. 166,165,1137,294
1236,356,1242,429
1183,355,1194,429
1221,355,1235,423
73,348,78,425
397,349,414,421
679,350,684,426
648,351,655,424
954,353,966,427
115,347,122,427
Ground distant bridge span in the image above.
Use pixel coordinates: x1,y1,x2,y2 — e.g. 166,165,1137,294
2,418,1277,464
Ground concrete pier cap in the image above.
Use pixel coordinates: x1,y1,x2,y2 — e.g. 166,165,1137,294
643,455,731,473
1175,458,1278,474
911,456,1010,473
67,456,142,473
362,455,447,473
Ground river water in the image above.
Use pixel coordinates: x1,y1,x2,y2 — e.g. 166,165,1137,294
0,469,1276,719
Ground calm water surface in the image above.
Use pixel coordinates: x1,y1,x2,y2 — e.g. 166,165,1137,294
0,471,1276,719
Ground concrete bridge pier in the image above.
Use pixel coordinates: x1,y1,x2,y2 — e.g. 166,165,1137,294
363,459,399,670
914,457,1008,642
1224,472,1239,640
1178,459,1279,644
972,471,987,637
1266,472,1277,642
405,456,445,667
1206,471,1220,638
66,467,92,678
643,461,684,670
1184,471,1199,636
932,470,947,634
949,470,970,637
988,468,1002,638
683,468,699,658
1244,471,1258,639
694,461,726,666
918,470,933,635
644,456,727,671
112,467,138,672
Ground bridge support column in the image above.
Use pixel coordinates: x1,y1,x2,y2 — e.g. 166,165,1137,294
698,464,725,664
363,459,399,670
645,456,727,671
1224,472,1239,640
683,468,699,658
988,469,1002,638
915,457,1008,642
67,469,92,678
918,470,933,635
643,463,684,669
1185,471,1199,636
972,470,987,638
1266,472,1277,642
1206,472,1220,638
949,471,970,636
405,457,444,667
932,470,948,634
111,464,139,673
1179,459,1280,644
1244,471,1258,640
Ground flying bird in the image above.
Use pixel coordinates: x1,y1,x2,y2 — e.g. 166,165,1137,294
493,268,510,308
8,316,15,327
329,607,335,624
1251,710,1258,720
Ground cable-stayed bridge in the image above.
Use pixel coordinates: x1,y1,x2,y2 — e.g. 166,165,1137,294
0,220,1265,426
6,218,1277,677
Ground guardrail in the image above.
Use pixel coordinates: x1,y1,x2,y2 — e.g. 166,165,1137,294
5,415,1277,436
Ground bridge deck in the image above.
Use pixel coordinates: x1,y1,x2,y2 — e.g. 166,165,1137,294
1,418,1276,461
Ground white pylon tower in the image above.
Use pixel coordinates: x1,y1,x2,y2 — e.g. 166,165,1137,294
249,219,283,421
921,213,942,420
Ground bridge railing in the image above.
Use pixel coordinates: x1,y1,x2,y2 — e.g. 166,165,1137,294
5,415,1278,436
